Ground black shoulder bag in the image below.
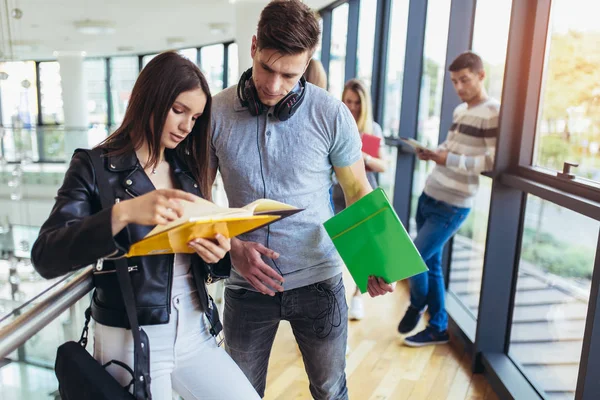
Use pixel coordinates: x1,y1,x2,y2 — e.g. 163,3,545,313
55,149,152,400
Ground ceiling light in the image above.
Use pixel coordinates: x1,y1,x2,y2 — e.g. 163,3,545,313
209,23,229,36
74,20,116,35
11,8,23,19
117,46,134,52
166,37,185,48
11,40,38,52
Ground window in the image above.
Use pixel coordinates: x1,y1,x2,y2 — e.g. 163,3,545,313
227,43,239,89
200,44,225,94
329,3,349,98
141,54,158,69
448,0,512,320
109,57,139,126
84,59,108,126
39,62,64,125
381,0,409,137
314,18,323,61
0,61,38,128
448,177,492,318
179,48,198,64
356,0,378,93
533,0,600,183
409,0,451,233
471,0,512,100
508,195,599,399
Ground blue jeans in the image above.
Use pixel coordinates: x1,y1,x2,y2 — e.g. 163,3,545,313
223,274,348,400
410,193,470,332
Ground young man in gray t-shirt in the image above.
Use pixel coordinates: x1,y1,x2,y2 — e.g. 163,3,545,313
208,1,394,398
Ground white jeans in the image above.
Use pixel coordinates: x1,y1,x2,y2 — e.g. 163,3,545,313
93,291,260,400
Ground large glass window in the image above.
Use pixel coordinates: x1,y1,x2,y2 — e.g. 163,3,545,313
314,18,323,61
328,3,349,98
381,0,409,137
227,43,239,89
179,48,198,64
200,44,224,95
509,195,598,399
0,61,38,128
378,0,409,206
84,59,108,126
356,0,377,93
471,0,512,101
39,62,64,125
533,0,600,183
109,57,139,127
141,54,158,69
448,0,512,319
447,177,492,318
409,0,451,233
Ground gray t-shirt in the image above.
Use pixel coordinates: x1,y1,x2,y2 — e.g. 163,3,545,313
210,83,362,291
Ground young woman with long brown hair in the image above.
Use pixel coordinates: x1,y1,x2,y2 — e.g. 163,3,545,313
32,51,259,400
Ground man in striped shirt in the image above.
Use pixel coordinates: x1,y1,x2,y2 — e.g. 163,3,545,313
400,51,500,347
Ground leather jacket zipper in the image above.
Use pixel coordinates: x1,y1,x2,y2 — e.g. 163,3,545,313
167,256,173,314
94,265,139,275
124,185,174,315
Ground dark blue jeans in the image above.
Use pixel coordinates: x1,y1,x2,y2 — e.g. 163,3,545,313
223,274,348,400
410,193,470,332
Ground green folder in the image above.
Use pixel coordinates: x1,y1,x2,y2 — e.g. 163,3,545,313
324,188,428,293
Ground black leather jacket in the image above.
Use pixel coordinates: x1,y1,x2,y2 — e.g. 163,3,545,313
31,147,229,328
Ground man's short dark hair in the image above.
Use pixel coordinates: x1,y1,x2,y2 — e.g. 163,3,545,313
448,51,484,73
257,0,320,55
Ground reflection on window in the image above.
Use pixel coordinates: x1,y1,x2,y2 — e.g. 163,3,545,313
534,0,600,182
410,0,451,233
382,0,409,137
356,0,377,94
227,43,239,89
329,3,348,98
110,57,139,127
201,44,224,95
84,59,108,126
472,0,512,100
39,62,64,125
179,48,198,64
447,0,511,321
509,195,599,399
0,61,38,128
448,177,492,318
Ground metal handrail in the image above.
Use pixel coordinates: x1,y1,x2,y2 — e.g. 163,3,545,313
0,266,94,358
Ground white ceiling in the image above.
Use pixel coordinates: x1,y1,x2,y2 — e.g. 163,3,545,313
0,0,332,61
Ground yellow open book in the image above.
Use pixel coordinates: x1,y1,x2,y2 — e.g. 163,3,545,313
126,198,302,257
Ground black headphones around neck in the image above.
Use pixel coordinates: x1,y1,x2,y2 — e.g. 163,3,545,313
237,68,306,121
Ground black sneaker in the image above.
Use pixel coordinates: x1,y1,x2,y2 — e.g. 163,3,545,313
403,327,449,347
397,305,424,334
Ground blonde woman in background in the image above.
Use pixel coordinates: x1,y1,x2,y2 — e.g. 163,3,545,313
304,58,327,89
335,78,388,320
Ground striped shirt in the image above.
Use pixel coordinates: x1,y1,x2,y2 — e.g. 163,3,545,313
424,98,500,208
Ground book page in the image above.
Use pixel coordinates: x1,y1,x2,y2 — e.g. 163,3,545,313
399,137,430,152
241,199,298,214
145,198,251,237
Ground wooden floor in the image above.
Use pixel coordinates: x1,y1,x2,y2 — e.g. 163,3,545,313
263,275,499,400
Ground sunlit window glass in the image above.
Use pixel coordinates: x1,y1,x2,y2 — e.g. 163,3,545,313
201,44,225,94
534,0,600,183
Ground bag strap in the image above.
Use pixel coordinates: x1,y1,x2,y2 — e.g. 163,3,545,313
84,148,152,400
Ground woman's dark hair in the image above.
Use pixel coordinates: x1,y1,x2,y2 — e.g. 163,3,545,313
99,51,212,198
